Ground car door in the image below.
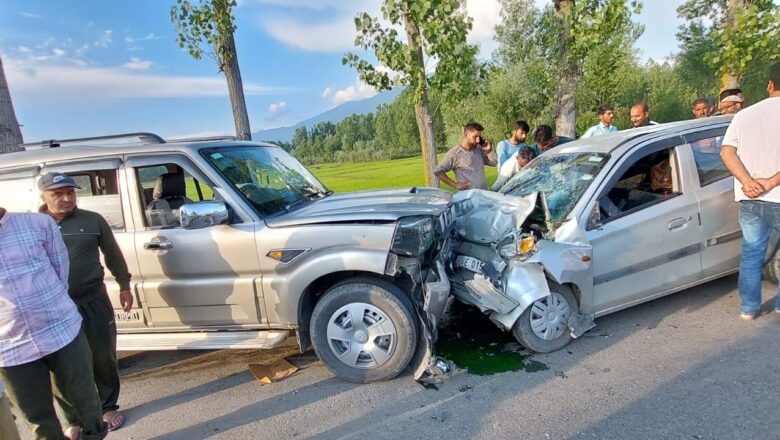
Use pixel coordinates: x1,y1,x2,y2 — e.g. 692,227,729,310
41,159,147,330
585,136,703,315
679,127,743,278
124,154,264,329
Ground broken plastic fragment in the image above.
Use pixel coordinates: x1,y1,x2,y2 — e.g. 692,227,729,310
415,356,461,388
568,312,596,339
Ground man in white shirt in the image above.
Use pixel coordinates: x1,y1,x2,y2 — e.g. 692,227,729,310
582,105,618,138
720,61,780,320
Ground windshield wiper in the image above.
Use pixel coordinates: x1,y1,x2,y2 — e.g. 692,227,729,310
282,189,328,212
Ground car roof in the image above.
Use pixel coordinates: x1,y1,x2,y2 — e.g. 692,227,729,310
0,139,280,171
549,115,733,156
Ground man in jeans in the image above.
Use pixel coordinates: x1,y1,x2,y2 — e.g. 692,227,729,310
38,172,133,437
0,207,106,440
721,61,780,320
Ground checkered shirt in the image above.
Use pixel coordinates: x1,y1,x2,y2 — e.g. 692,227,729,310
0,212,82,367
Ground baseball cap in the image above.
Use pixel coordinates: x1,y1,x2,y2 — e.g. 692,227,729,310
37,172,81,191
721,95,743,103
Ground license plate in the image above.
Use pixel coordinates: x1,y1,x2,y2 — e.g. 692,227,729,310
455,255,485,273
114,310,141,322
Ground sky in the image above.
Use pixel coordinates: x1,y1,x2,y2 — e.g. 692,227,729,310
0,0,685,142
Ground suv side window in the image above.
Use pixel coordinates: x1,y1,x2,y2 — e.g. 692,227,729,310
598,147,681,223
690,135,729,186
135,163,216,228
67,169,125,230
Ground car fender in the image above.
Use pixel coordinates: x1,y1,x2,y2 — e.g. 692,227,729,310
489,261,550,330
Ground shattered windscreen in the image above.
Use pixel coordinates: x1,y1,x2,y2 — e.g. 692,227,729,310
498,152,610,222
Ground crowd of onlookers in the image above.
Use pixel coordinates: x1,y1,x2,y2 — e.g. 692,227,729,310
435,86,748,193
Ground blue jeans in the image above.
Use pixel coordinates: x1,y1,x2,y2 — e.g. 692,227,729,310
738,200,780,315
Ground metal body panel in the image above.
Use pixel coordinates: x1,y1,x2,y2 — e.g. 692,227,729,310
489,261,551,330
117,329,289,351
257,223,395,325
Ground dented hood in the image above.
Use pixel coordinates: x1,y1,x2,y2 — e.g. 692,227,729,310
452,189,539,244
265,187,452,227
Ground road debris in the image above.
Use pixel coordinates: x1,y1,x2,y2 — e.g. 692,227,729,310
248,359,299,384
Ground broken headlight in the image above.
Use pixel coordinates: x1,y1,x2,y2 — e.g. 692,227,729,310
391,216,434,257
498,232,538,260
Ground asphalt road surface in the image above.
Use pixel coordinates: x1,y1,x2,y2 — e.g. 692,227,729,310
13,275,780,439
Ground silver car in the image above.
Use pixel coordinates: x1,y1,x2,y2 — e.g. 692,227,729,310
448,116,765,353
1,134,453,383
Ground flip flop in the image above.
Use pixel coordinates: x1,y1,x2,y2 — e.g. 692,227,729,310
64,426,81,440
102,411,125,431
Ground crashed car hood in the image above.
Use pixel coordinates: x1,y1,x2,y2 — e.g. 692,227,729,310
265,187,452,227
452,189,539,243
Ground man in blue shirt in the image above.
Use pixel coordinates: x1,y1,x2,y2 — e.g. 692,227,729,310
582,105,618,138
495,120,530,169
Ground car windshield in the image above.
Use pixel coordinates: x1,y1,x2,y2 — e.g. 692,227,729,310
499,152,610,222
203,146,330,216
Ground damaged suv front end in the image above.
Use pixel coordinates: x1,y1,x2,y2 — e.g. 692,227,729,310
448,152,610,352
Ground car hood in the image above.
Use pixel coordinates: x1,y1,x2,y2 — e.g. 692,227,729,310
264,187,453,227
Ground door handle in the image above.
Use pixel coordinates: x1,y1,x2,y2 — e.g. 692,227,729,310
667,217,691,231
144,240,173,250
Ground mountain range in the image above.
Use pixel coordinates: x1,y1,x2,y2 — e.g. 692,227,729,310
252,88,402,143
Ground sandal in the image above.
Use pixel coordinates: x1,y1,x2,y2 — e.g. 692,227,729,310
64,426,82,440
102,411,126,431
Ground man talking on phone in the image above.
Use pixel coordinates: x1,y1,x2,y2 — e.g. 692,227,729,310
435,122,497,190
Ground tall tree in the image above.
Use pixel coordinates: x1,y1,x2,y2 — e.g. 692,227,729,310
172,0,252,140
678,0,779,90
344,0,481,187
0,54,23,153
552,0,642,138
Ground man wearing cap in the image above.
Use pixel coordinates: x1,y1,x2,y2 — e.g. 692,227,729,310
719,94,744,115
38,172,132,437
0,206,107,439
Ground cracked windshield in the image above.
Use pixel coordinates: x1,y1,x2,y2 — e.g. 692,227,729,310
499,152,609,222
204,146,329,216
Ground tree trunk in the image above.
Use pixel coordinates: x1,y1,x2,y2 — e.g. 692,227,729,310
554,0,577,139
222,34,252,140
721,0,743,90
403,7,439,188
0,55,23,153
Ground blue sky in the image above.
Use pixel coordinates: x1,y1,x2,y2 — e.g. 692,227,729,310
0,0,685,142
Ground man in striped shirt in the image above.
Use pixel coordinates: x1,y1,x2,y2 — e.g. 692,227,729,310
0,207,106,440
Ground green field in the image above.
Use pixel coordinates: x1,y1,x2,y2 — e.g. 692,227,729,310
309,154,499,193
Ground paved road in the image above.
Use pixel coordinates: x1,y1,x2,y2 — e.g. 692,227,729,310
14,275,780,439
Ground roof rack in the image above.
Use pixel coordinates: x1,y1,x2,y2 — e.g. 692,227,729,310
20,132,165,150
166,135,239,143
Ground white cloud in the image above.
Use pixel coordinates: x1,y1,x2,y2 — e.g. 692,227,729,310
75,45,89,56
124,32,166,44
20,11,40,18
263,18,357,52
123,57,153,70
17,46,31,54
4,57,280,100
95,30,113,48
52,48,66,57
465,0,501,56
321,87,333,98
329,79,377,105
267,101,288,120
241,0,360,10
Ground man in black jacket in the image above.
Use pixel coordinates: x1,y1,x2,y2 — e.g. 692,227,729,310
38,172,132,438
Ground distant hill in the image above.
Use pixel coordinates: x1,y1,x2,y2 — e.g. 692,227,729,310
252,88,403,143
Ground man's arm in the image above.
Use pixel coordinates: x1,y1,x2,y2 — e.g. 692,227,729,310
42,215,69,285
481,144,498,167
96,215,133,311
581,126,595,139
721,145,766,198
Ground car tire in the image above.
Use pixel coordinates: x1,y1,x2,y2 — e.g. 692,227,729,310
512,282,577,354
310,277,418,383
763,245,780,284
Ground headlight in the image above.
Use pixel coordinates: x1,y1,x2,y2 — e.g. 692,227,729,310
391,216,434,257
498,232,538,260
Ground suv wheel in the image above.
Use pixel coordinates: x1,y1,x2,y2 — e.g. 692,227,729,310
512,282,577,353
310,277,418,383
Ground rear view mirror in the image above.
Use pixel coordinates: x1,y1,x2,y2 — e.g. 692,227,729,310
179,201,229,230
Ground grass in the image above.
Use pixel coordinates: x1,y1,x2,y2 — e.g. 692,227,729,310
309,154,499,193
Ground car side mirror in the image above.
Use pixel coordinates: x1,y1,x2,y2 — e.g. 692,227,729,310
179,201,229,230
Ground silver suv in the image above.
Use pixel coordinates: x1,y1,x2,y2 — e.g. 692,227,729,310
1,134,453,383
